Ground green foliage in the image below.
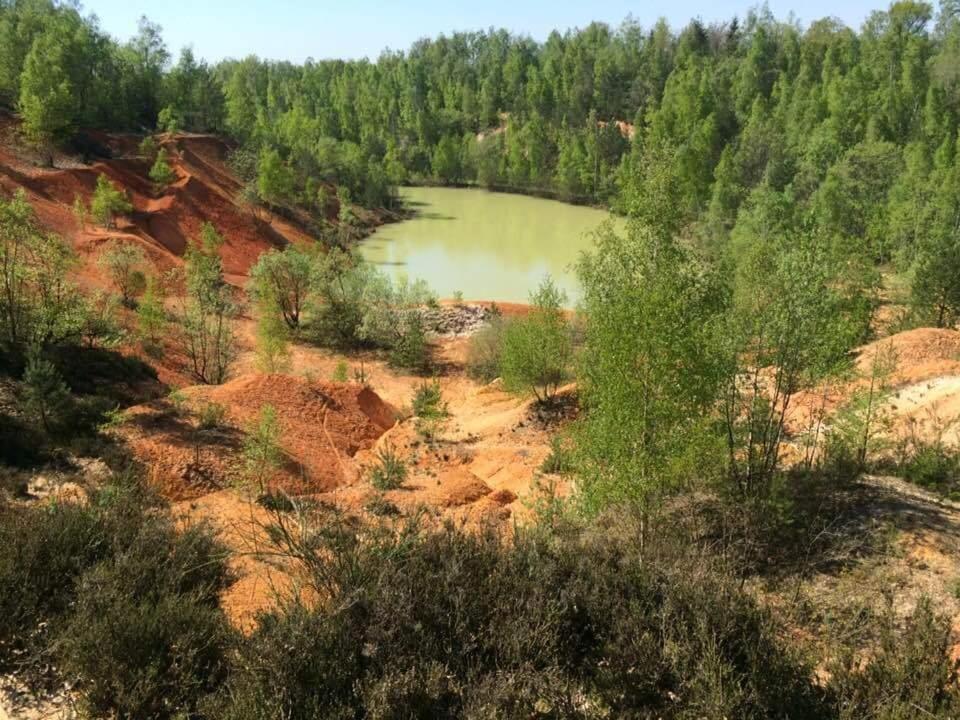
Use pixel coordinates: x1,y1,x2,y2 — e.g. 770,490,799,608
501,277,571,403
340,267,436,370
197,401,227,430
156,105,182,133
242,405,283,493
829,600,960,719
57,514,231,720
540,434,573,474
0,190,86,354
308,248,374,349
209,515,825,720
331,360,349,383
22,347,71,434
575,220,726,514
90,174,132,229
257,148,295,206
370,443,407,490
18,27,76,159
97,240,147,306
248,247,314,329
148,146,176,188
254,310,291,374
136,274,167,352
181,224,238,385
138,135,158,158
412,380,446,419
466,315,509,383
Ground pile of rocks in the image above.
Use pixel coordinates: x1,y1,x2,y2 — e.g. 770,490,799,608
421,303,492,336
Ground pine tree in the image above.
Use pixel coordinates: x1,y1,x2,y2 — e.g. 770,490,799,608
22,348,71,433
148,148,176,189
90,175,132,229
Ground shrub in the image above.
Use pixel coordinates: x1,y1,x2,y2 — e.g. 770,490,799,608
242,405,284,493
389,312,429,371
138,135,158,158
58,518,231,719
501,277,571,403
209,515,825,720
21,347,72,434
466,316,509,383
254,311,291,374
331,360,349,382
370,444,407,491
149,147,176,188
98,240,147,306
900,443,960,499
198,401,227,430
0,483,160,674
828,599,960,719
90,174,132,229
540,434,573,475
365,494,401,517
412,380,446,419
182,224,239,385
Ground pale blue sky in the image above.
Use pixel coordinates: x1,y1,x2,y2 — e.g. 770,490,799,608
82,0,886,63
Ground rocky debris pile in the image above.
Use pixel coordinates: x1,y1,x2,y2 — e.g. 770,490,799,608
421,304,492,336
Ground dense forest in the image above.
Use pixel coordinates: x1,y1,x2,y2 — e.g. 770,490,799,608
4,1,960,321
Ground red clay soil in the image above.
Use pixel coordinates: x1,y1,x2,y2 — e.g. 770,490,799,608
0,114,316,289
122,374,397,501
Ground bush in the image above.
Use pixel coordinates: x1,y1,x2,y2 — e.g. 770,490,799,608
501,277,571,402
149,147,176,188
829,599,960,719
331,360,349,382
900,443,960,499
198,401,227,430
209,515,825,720
388,311,429,372
466,316,509,383
58,518,232,719
90,174,132,229
412,380,446,419
0,483,160,674
540,434,573,475
370,444,407,490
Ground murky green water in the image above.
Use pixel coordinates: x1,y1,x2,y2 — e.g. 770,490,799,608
359,187,616,305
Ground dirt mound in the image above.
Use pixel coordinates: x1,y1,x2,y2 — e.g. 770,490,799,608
857,328,960,385
0,115,316,289
195,374,396,491
122,374,396,500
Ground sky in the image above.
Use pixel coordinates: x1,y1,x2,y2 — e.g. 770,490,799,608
83,0,885,64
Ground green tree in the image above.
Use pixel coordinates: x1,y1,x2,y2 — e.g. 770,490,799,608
0,191,84,353
18,29,75,164
248,248,314,330
254,311,291,374
501,277,572,403
181,223,238,384
149,147,176,188
257,148,295,206
90,175,132,229
137,275,167,350
575,221,726,517
242,405,283,494
97,240,147,307
22,347,71,434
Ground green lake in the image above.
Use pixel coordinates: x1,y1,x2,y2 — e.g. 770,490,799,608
359,187,617,305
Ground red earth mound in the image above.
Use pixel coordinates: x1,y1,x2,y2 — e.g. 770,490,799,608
123,374,397,501
0,114,315,289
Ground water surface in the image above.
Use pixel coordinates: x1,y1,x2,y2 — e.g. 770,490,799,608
359,187,616,305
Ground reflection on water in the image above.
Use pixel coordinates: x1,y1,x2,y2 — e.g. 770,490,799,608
359,187,616,305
